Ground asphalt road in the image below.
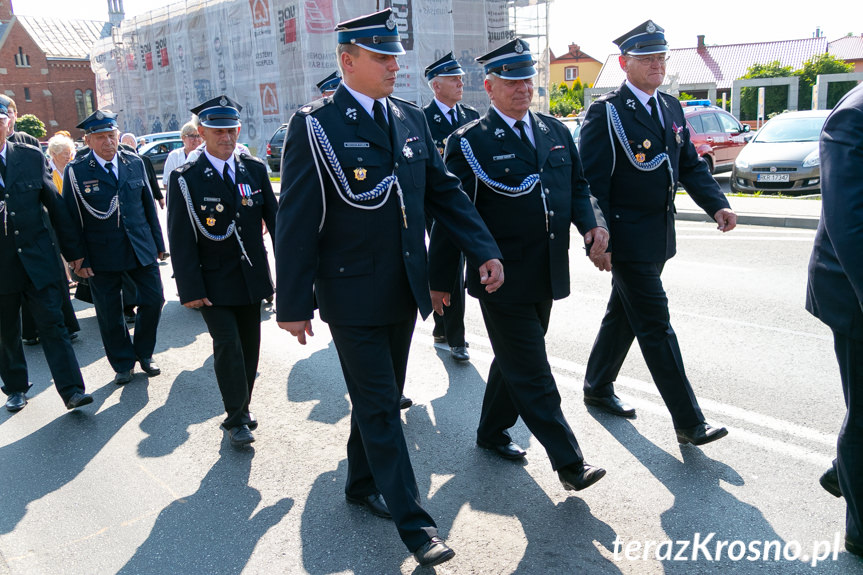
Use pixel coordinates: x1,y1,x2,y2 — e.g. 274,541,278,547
1,215,860,575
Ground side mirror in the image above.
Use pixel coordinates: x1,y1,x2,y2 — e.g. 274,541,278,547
741,124,751,133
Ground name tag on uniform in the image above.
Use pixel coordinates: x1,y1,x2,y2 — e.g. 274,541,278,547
493,154,516,161
203,197,221,202
344,142,370,148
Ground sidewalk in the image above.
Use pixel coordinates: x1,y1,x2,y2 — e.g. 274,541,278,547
676,192,821,230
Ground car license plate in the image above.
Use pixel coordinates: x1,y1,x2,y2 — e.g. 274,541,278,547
757,173,790,182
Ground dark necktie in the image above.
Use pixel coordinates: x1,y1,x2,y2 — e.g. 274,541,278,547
648,96,664,134
0,155,6,188
105,162,117,185
222,163,233,186
515,120,534,150
449,108,458,127
373,100,389,136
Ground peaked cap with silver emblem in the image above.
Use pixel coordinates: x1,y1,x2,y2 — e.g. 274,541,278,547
316,70,342,94
335,8,405,56
613,20,669,55
424,52,465,81
191,95,243,128
76,109,118,134
476,38,536,80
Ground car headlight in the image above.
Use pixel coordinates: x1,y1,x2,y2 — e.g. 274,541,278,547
802,150,820,167
735,157,749,170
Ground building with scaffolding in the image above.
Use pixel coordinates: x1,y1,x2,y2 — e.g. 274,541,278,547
90,0,551,158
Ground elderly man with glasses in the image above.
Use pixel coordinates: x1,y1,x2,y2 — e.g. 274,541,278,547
578,20,737,446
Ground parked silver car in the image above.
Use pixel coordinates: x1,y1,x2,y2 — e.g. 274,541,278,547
731,110,830,195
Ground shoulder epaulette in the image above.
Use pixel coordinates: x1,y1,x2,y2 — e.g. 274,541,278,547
296,97,331,116
175,161,194,174
240,152,266,166
390,95,419,109
454,118,480,137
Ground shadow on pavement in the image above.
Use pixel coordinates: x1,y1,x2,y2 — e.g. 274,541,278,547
0,380,149,535
118,441,292,574
286,340,349,425
137,361,224,458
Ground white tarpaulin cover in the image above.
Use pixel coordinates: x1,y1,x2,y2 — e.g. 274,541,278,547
91,0,537,159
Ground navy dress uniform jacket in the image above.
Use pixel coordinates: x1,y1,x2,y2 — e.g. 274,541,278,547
0,142,84,294
167,152,277,306
429,108,605,303
579,83,729,262
63,149,165,272
806,84,863,339
422,101,479,156
275,85,501,326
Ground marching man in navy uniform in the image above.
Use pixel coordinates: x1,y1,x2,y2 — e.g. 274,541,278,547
0,99,93,412
422,52,479,363
167,96,277,448
64,110,166,385
578,21,736,445
316,70,341,97
429,38,610,492
276,8,503,568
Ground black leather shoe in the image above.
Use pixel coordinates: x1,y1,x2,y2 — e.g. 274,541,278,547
820,466,842,498
584,393,636,418
346,492,391,519
450,346,470,362
413,536,455,567
846,538,863,557
139,358,161,376
69,332,79,342
399,394,412,410
477,438,526,460
5,392,27,412
228,424,255,447
559,462,606,491
114,370,134,385
676,423,728,446
433,335,447,344
65,392,94,410
247,412,259,431
22,337,40,346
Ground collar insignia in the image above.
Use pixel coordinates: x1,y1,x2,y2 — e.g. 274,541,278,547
391,105,402,120
434,114,442,123
494,127,505,139
88,159,97,168
537,119,549,134
204,166,214,177
626,98,636,110
346,107,357,120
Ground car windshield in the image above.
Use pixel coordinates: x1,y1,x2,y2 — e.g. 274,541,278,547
754,116,827,143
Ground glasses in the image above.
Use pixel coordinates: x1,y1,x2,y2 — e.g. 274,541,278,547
183,134,203,140
629,54,670,65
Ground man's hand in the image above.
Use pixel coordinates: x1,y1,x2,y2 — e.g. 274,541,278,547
590,252,613,272
431,290,451,316
73,259,94,279
714,208,737,232
584,226,609,258
157,198,166,209
158,252,170,261
479,258,504,293
278,320,314,345
183,297,212,309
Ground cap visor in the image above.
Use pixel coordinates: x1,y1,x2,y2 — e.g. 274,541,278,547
200,118,241,128
493,66,537,80
357,42,406,56
627,46,669,55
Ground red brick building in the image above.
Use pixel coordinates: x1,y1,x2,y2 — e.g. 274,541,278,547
0,0,119,138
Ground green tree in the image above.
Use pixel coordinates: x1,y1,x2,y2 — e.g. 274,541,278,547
738,61,794,121
15,114,46,139
549,80,584,117
795,53,854,110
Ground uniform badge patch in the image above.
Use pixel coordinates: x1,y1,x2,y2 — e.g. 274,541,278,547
635,153,646,163
215,203,224,212
354,167,367,181
402,145,414,159
206,216,216,227
643,139,651,150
